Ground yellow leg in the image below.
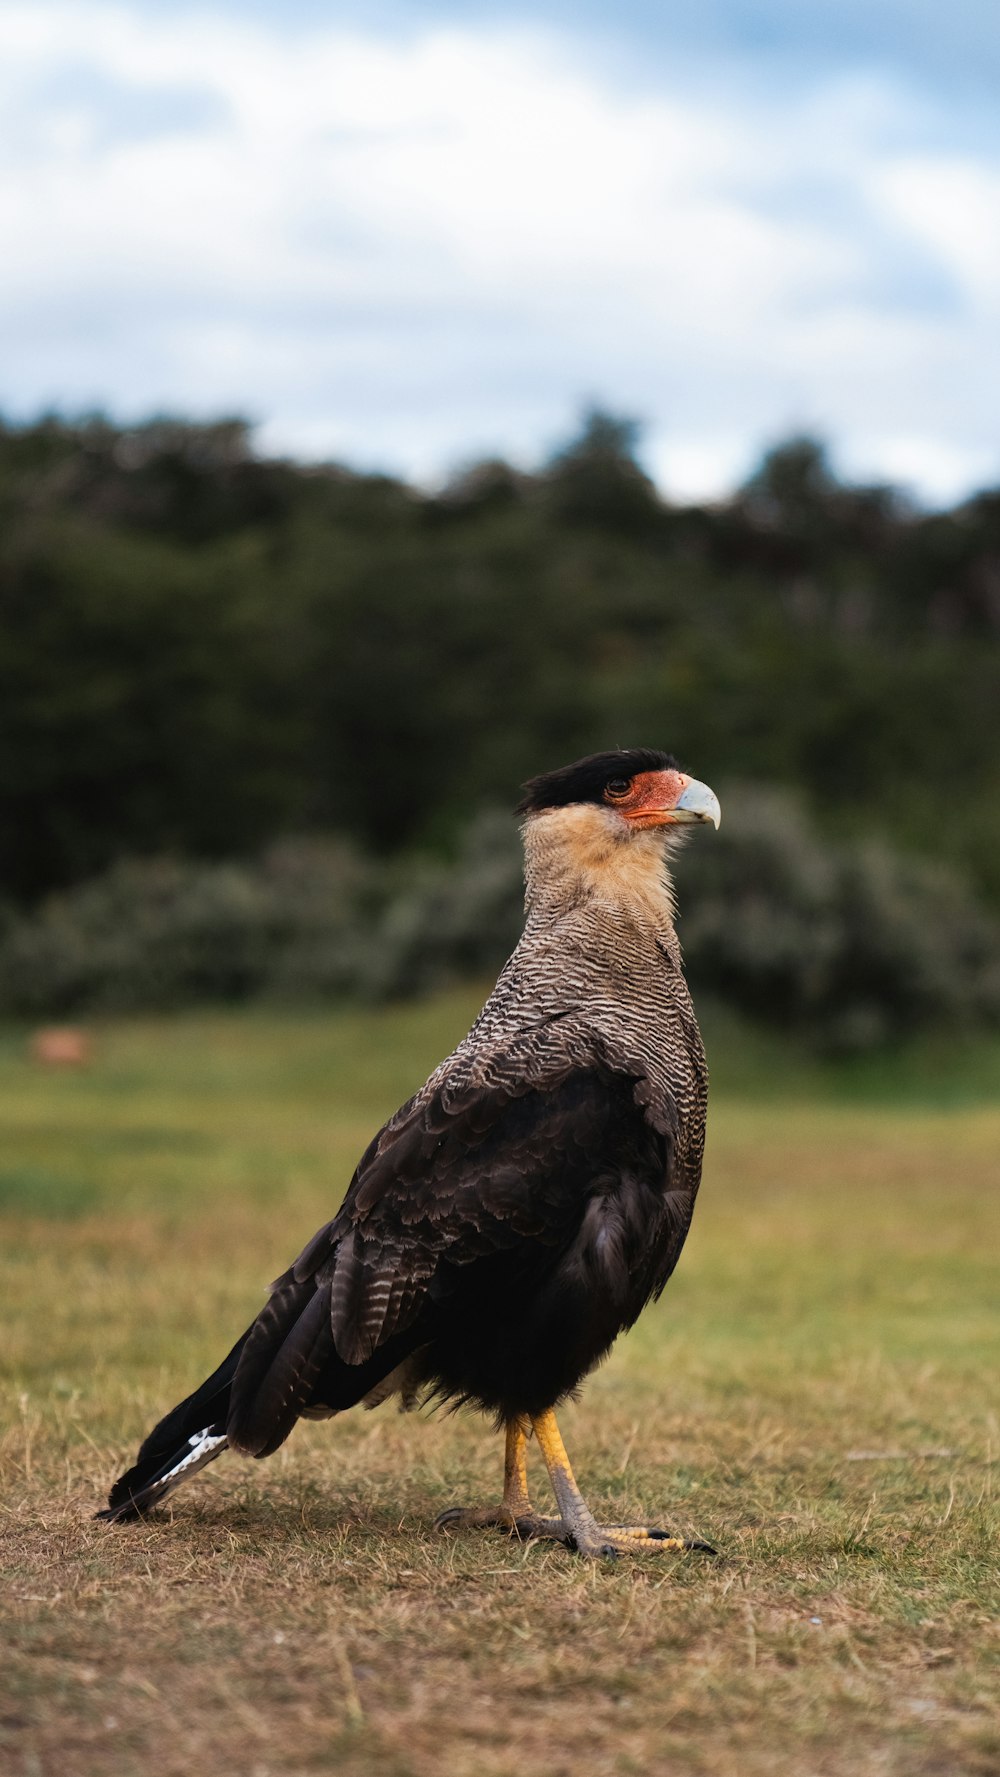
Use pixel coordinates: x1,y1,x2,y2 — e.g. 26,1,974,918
435,1417,538,1533
530,1408,715,1560
502,1416,532,1517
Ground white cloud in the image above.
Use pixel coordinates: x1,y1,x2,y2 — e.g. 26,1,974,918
1,2,998,501
873,156,1000,305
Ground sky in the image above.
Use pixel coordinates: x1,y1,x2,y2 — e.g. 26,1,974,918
2,0,1000,504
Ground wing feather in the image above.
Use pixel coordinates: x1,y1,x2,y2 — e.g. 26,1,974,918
282,1060,673,1367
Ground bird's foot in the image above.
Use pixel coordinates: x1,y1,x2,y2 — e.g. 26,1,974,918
433,1505,569,1543
434,1505,715,1558
434,1503,525,1534
565,1523,718,1560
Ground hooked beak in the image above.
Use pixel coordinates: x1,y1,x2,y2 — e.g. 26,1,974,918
672,776,722,829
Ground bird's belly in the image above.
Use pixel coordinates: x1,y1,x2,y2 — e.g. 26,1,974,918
418,1182,677,1420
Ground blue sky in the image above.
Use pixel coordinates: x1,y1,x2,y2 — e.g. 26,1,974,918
3,0,999,502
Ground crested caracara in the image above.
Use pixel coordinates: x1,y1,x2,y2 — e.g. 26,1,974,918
99,749,721,1558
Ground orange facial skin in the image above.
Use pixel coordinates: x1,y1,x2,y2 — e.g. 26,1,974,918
607,769,692,828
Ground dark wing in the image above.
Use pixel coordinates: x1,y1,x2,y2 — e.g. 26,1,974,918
280,1063,672,1366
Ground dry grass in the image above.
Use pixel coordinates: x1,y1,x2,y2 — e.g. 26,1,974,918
1,997,998,1777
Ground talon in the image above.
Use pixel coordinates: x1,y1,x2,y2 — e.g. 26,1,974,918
433,1507,463,1530
434,1504,510,1532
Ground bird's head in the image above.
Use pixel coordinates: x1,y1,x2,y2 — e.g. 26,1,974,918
517,748,720,919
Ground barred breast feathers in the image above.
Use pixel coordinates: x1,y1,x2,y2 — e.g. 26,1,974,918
422,801,707,1156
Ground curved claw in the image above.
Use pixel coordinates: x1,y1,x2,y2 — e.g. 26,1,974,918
434,1503,529,1534
433,1506,467,1530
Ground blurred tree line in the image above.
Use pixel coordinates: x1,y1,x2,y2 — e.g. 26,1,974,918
2,407,999,1045
2,408,998,910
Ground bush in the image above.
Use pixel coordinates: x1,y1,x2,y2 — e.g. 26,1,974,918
371,811,524,999
0,839,380,1013
674,788,1000,1051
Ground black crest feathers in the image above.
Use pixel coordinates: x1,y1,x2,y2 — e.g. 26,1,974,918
516,749,679,816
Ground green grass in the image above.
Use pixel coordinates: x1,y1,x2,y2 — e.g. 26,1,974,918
1,993,998,1777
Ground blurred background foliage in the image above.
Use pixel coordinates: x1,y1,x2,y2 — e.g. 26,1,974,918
2,408,999,1050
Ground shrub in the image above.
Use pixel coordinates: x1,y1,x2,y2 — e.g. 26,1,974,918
675,788,1000,1051
371,810,524,999
0,840,380,1014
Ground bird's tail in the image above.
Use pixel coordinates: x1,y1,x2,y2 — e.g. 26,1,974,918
97,1331,248,1523
98,1270,413,1523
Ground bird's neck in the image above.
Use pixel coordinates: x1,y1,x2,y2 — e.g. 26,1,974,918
522,806,679,943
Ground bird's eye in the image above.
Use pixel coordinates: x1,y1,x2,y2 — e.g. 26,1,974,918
605,777,632,801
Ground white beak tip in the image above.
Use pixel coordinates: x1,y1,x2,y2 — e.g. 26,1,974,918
675,779,721,830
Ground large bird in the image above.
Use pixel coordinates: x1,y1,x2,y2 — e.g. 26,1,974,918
99,749,720,1558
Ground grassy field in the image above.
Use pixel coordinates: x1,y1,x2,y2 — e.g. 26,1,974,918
1,993,998,1777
